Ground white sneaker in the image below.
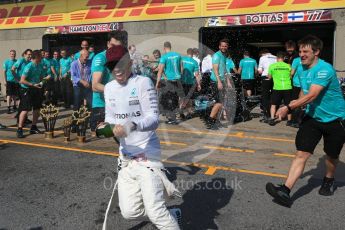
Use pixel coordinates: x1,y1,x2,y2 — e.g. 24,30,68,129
169,208,182,229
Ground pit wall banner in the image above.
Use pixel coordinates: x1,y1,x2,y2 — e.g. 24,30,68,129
0,0,344,30
205,10,332,27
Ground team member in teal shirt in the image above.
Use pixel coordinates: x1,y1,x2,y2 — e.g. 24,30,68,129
3,49,18,113
88,45,95,61
12,49,32,81
238,51,258,96
266,35,345,207
181,48,201,120
290,56,303,127
226,55,237,75
12,49,32,122
156,41,183,125
42,51,56,104
59,49,73,108
91,32,123,135
50,51,60,79
50,50,61,105
207,39,231,130
17,50,45,138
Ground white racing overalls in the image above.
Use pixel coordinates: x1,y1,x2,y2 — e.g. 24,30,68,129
103,74,181,230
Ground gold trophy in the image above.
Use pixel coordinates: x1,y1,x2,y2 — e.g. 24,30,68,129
63,118,73,142
72,106,91,143
40,104,59,139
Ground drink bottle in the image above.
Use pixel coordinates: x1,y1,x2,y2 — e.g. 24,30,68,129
96,123,115,138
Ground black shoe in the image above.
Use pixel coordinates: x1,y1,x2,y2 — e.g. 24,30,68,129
291,122,300,128
286,120,293,127
29,126,43,134
185,114,193,120
7,108,11,114
0,124,6,129
268,119,276,126
319,177,335,196
13,105,17,111
179,113,186,121
17,129,24,138
266,183,292,207
259,117,269,123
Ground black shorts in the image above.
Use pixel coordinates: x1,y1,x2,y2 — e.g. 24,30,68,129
209,81,223,103
271,90,292,106
292,86,301,100
6,81,19,97
182,83,197,99
296,116,345,159
242,79,255,91
19,87,43,111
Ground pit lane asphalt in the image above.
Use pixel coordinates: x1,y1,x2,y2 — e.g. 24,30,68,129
1,104,345,229
0,143,345,230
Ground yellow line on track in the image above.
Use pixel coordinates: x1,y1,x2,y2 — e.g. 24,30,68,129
0,139,119,157
204,145,255,153
0,139,288,179
163,159,287,178
160,141,187,146
6,126,294,143
273,153,295,158
157,128,294,143
204,167,217,175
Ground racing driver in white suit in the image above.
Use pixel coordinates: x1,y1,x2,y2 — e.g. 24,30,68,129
102,45,182,230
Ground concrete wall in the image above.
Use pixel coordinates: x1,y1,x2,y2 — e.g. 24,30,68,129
123,18,204,56
333,9,345,77
0,28,45,97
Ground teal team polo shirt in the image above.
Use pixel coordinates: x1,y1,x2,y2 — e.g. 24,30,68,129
210,51,227,82
41,58,51,77
13,58,30,80
226,58,235,74
21,62,44,89
294,59,345,122
60,57,73,77
181,56,199,85
91,50,111,108
159,51,182,81
291,57,302,87
3,59,17,82
50,58,60,78
239,57,257,80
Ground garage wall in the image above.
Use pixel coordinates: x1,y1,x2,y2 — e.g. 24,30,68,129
0,28,45,97
123,18,204,56
333,9,345,77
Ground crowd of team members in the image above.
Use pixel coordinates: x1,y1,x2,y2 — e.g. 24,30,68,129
1,32,344,136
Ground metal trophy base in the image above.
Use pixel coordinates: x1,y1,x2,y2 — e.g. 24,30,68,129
45,131,54,139
64,136,70,143
77,136,86,143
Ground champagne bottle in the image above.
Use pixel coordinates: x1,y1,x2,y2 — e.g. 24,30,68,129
96,123,115,138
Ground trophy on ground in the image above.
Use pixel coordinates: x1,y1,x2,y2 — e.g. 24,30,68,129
63,117,73,142
72,106,91,143
40,104,59,139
